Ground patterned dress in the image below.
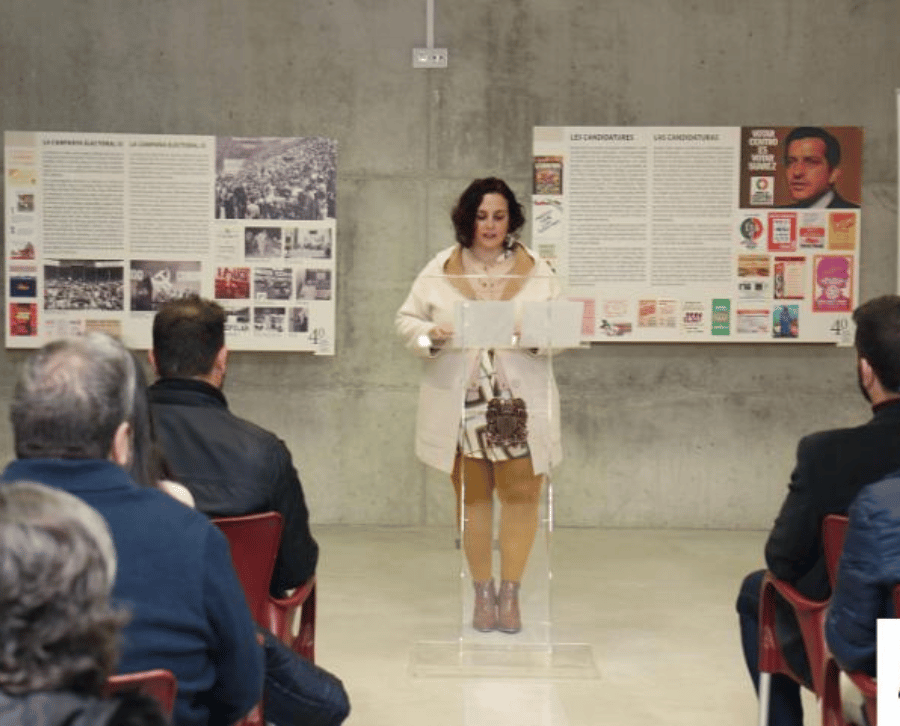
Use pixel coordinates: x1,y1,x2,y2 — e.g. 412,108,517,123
457,247,530,461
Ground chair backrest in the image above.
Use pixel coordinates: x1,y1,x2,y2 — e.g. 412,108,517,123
822,514,849,590
105,668,178,718
213,511,284,626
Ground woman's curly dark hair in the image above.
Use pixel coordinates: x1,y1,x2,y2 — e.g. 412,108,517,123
0,482,127,696
451,177,526,248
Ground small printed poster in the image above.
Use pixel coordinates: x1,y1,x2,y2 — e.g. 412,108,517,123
768,212,797,252
10,275,36,297
773,256,806,300
828,212,857,251
737,308,769,335
533,156,563,195
737,278,769,300
599,299,631,337
812,255,853,312
681,301,705,334
739,216,765,249
533,198,564,239
737,254,770,278
569,296,595,336
711,298,730,336
657,299,678,328
773,304,799,339
798,212,826,248
635,298,678,329
638,299,657,327
9,303,37,336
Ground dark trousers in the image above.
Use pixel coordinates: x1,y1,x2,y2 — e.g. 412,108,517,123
259,628,350,726
736,569,809,726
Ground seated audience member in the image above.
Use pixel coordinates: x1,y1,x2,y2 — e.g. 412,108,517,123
0,480,165,726
736,294,900,726
147,294,318,598
2,333,264,726
826,472,900,724
133,348,350,725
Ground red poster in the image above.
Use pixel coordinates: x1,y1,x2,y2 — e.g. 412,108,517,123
768,212,797,251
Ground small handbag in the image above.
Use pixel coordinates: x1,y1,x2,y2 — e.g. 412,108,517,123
485,397,528,447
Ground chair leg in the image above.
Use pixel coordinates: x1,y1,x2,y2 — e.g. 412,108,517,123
758,671,771,726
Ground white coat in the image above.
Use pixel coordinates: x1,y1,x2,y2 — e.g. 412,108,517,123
395,244,563,475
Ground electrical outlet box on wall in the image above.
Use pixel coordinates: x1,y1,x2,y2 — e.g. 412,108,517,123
412,48,448,68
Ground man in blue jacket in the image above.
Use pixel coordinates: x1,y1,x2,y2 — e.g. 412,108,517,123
2,333,264,726
826,475,900,678
826,473,900,723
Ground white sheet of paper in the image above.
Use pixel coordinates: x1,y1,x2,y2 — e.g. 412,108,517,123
520,300,583,348
454,301,516,347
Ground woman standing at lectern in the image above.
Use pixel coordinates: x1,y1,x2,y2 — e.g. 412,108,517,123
395,177,562,634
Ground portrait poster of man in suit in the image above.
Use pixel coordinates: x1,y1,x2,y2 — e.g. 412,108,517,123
740,126,862,209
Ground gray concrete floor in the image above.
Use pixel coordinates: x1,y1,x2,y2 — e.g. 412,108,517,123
310,525,819,725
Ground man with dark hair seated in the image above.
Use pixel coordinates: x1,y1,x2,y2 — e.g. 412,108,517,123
148,294,318,598
147,295,349,725
0,480,165,726
2,334,264,726
736,294,900,726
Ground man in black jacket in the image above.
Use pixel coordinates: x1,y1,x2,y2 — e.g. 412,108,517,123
736,295,900,726
148,296,348,725
148,294,318,597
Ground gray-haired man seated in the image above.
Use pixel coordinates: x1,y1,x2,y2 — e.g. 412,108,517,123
2,334,264,726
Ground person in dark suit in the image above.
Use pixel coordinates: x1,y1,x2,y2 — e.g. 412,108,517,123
736,294,900,726
780,126,860,209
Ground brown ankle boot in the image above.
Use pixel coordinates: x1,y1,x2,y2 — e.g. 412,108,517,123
472,579,497,632
497,580,521,633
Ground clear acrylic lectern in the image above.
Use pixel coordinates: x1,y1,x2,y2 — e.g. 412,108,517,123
409,273,595,678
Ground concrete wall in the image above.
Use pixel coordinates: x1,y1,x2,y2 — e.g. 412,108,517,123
1,0,899,529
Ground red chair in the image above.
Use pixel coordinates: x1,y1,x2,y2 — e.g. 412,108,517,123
213,511,317,662
104,668,177,718
267,574,317,662
823,514,849,590
213,512,319,726
213,511,284,627
821,654,877,726
819,513,873,725
820,527,890,726
758,515,849,726
213,512,284,726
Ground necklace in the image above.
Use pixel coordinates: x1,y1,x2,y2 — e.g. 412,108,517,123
463,247,514,300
